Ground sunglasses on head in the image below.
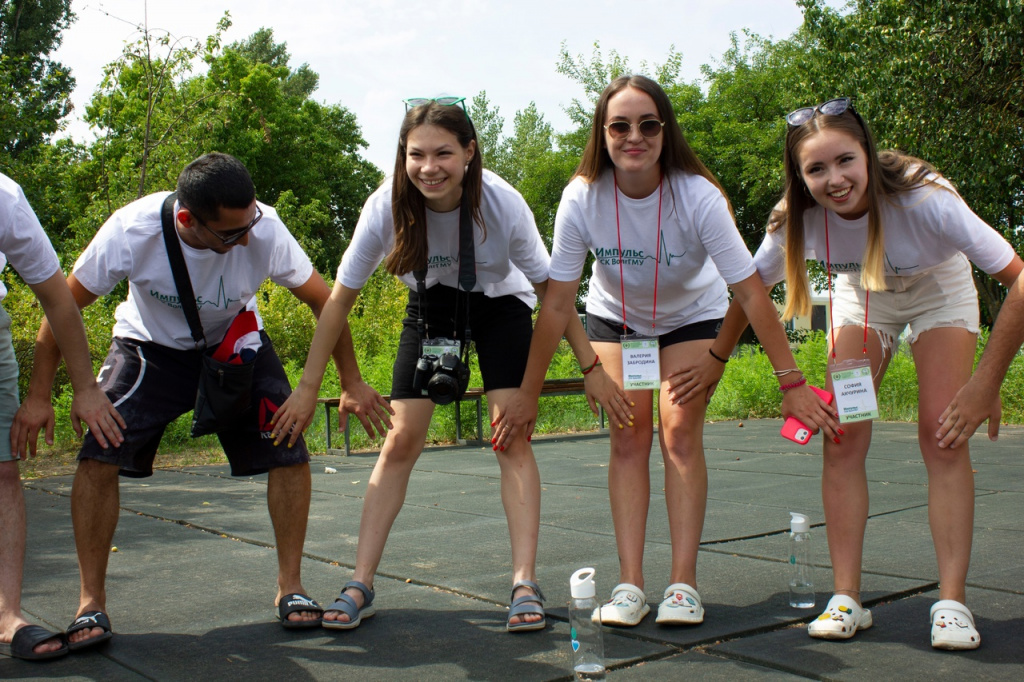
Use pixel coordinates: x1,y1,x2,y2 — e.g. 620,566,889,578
786,97,855,128
403,96,466,112
603,118,665,140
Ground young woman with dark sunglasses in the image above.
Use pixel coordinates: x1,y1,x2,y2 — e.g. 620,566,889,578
493,75,836,628
710,97,1022,649
269,98,627,634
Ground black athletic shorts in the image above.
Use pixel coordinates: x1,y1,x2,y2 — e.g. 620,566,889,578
586,312,723,349
391,284,533,400
80,332,309,478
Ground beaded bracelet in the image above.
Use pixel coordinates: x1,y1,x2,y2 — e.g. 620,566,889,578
708,348,729,364
581,354,601,375
778,377,808,392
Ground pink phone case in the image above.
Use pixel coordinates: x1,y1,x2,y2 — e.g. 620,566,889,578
780,386,834,444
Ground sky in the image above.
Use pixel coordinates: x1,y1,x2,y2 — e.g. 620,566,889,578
54,0,825,172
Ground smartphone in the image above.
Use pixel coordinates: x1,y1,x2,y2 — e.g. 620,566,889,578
780,385,834,445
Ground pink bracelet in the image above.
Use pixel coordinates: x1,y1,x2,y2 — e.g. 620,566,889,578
778,377,808,392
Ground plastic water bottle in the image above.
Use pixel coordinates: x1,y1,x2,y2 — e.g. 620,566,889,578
788,512,815,608
569,567,606,681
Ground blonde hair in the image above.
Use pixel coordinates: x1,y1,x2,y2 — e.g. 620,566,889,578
772,107,939,319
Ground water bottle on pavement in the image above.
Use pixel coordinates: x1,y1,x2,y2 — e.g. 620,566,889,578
569,567,606,681
788,512,815,608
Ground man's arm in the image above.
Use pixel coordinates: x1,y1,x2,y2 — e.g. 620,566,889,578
11,272,124,458
937,256,1024,448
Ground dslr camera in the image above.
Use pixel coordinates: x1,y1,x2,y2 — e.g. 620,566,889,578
413,350,470,405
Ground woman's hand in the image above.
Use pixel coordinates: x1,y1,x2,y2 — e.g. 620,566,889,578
490,389,539,451
666,351,726,406
340,379,394,439
270,382,318,447
781,384,841,441
584,365,634,428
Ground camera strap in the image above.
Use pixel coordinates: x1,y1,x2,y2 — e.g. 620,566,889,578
413,196,476,366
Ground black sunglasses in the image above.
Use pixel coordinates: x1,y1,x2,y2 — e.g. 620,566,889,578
603,119,665,139
786,97,853,128
185,204,263,245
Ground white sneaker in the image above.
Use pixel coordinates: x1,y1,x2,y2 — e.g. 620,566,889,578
592,583,649,627
930,600,980,650
807,594,872,640
656,583,704,625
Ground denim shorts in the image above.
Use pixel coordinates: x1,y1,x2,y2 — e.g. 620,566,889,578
832,253,979,354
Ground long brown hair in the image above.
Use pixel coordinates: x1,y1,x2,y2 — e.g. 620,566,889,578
385,102,485,276
574,75,732,214
772,106,939,319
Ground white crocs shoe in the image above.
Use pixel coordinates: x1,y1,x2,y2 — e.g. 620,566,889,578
592,583,649,627
807,594,872,640
930,600,980,650
656,583,705,625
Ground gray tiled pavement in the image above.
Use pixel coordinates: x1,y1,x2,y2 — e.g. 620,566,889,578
4,419,1022,680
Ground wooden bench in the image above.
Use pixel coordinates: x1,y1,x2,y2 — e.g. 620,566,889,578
317,377,604,456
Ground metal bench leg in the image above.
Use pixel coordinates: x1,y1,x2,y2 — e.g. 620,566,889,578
344,413,351,457
324,402,333,450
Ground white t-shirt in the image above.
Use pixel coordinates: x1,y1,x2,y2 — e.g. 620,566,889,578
73,191,314,350
337,170,548,308
753,179,1015,284
550,171,757,335
0,173,61,302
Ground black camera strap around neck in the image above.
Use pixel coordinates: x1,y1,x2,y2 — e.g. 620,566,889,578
413,197,476,358
160,192,208,352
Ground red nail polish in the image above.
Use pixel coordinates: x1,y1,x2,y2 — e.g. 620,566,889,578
491,437,496,444
833,437,841,444
500,446,505,451
838,429,845,435
527,436,531,442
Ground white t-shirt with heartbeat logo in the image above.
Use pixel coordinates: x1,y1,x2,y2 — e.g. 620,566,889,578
73,191,313,350
550,171,756,335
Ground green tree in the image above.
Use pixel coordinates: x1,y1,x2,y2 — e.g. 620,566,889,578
0,0,74,159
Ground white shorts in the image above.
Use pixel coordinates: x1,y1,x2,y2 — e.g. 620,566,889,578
831,253,979,355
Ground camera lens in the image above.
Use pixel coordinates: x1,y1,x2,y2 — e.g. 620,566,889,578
412,354,437,392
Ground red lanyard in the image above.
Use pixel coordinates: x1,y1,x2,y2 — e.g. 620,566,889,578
613,173,663,336
824,209,869,360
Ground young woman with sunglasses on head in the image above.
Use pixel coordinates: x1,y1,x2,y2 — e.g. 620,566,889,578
270,97,628,633
710,97,1022,649
493,75,837,627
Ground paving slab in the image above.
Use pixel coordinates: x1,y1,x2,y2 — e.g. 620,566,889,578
4,419,1022,680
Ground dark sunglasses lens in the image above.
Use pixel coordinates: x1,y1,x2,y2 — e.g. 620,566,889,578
819,98,850,116
638,120,663,137
606,122,631,138
786,108,814,127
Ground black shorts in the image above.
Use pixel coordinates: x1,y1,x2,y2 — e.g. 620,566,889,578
391,285,533,399
80,332,309,478
586,312,723,349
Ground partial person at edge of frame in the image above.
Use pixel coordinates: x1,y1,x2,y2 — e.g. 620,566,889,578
708,96,1022,650
492,75,838,629
0,172,124,662
15,152,383,646
269,95,630,634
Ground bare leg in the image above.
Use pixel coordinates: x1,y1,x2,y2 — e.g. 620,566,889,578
911,327,976,604
658,340,712,589
0,460,64,654
68,458,120,645
323,399,434,624
487,388,543,625
269,462,318,623
594,341,655,591
821,326,890,605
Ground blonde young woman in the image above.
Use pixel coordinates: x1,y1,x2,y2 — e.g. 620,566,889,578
711,97,1022,649
493,75,837,627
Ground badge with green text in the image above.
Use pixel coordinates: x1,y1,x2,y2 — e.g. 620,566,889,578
621,334,660,390
829,358,878,423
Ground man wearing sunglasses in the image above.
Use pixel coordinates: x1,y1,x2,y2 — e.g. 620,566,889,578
15,152,392,647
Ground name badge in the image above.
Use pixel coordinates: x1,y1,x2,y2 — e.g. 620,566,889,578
829,358,878,423
621,334,660,390
422,338,460,357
